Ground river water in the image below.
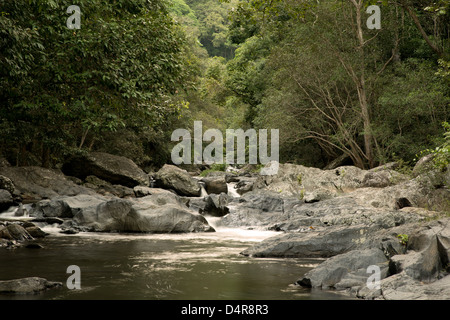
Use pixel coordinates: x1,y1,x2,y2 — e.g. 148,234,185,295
0,217,350,300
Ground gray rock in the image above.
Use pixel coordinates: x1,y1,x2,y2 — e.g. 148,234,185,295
0,223,33,241
0,175,15,194
154,164,201,197
297,248,389,290
0,189,13,212
83,175,135,198
62,152,149,188
241,225,372,258
32,193,214,233
203,193,230,217
0,277,62,295
29,194,107,219
133,186,175,198
200,176,228,195
0,166,96,201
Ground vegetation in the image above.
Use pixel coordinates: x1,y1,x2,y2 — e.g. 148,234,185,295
0,0,449,172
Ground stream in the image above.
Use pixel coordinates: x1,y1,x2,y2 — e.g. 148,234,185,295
0,183,351,300
0,219,352,300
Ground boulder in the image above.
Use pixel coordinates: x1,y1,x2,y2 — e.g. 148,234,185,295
297,248,389,290
221,191,289,228
412,154,436,177
293,218,450,299
200,176,228,195
62,152,149,188
241,225,372,258
203,193,230,217
154,164,201,197
0,277,62,295
83,175,135,198
29,194,107,219
30,193,214,233
0,175,15,194
0,223,33,241
133,186,175,198
0,166,95,201
0,189,14,212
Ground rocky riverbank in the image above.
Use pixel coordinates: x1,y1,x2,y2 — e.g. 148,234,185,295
0,153,449,299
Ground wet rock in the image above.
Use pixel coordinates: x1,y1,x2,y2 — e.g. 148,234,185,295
154,164,201,197
0,277,62,295
62,152,149,188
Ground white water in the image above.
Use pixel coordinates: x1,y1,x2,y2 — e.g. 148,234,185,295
227,182,241,198
0,204,33,221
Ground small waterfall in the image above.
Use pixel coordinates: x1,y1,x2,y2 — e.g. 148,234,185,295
0,204,32,221
199,181,208,197
227,182,240,198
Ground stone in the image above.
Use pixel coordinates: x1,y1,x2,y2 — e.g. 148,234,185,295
0,175,15,194
203,193,230,217
0,166,95,201
0,277,62,294
62,152,149,188
241,225,371,258
133,186,175,198
0,224,33,241
200,176,228,195
0,189,13,212
154,164,201,197
297,248,389,290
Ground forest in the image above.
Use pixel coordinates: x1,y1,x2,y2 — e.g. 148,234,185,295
1,0,449,171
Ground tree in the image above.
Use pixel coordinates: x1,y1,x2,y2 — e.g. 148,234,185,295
0,0,191,167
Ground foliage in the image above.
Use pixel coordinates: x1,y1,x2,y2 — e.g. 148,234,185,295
0,0,191,167
397,234,409,246
415,122,450,171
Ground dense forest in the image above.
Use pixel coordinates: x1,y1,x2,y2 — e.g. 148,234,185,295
1,0,449,171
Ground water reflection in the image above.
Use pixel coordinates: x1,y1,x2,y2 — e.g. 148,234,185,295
0,227,350,300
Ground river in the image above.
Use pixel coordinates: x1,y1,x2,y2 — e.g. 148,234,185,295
0,216,350,300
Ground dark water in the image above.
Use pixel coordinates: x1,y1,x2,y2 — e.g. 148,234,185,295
0,225,349,300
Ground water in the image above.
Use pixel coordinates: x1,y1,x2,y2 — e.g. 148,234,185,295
0,222,348,300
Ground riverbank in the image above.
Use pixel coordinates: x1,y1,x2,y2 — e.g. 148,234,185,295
0,153,449,299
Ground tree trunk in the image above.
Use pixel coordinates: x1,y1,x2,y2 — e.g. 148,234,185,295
351,0,375,168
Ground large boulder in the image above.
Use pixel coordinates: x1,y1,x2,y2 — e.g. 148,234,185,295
293,218,450,300
29,193,214,233
241,225,372,258
0,166,95,201
221,191,290,228
154,164,201,197
297,248,389,291
203,193,230,217
62,152,149,188
29,194,107,219
0,277,62,295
